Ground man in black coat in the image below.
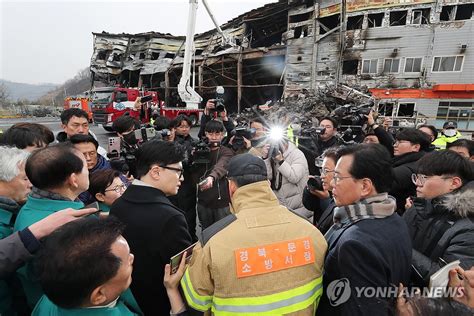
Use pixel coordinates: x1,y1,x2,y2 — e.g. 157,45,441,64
301,117,342,176
317,144,411,316
390,128,431,213
110,140,192,315
404,151,474,287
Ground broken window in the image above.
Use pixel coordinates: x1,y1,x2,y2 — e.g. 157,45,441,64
432,56,464,72
112,53,122,62
362,59,378,74
411,8,430,25
397,103,415,117
164,53,175,59
343,60,359,75
151,52,160,60
289,12,312,24
455,4,474,20
346,15,364,30
368,13,384,28
379,103,394,116
440,6,456,21
294,25,309,38
139,52,146,59
404,57,423,72
96,51,108,61
319,14,340,35
383,58,400,73
390,11,407,26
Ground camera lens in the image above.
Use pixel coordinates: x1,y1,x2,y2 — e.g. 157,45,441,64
307,177,324,191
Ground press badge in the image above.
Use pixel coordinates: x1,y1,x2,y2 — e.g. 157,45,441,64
234,237,315,278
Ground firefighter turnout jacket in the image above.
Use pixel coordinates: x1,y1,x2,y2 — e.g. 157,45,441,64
181,180,328,315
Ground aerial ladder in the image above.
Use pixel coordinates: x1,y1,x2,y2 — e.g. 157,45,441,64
178,0,236,109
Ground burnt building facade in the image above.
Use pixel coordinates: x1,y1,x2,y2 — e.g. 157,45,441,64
90,0,473,129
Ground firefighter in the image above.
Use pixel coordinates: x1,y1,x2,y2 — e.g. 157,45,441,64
181,153,327,315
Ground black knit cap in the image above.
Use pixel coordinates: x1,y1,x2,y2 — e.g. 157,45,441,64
227,154,267,178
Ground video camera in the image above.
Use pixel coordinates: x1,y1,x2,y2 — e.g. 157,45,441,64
210,86,226,113
299,126,325,139
106,125,158,177
333,102,373,127
106,137,138,177
190,139,212,165
307,176,324,191
230,126,256,151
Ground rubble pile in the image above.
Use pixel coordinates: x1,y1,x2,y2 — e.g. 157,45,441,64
234,84,373,127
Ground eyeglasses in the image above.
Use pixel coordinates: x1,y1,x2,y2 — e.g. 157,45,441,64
393,140,412,146
411,173,452,185
320,168,335,176
332,174,353,184
160,165,184,177
104,183,126,194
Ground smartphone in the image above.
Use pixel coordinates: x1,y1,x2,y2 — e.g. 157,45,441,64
83,202,99,210
108,137,121,156
170,242,197,274
82,202,101,217
140,95,153,103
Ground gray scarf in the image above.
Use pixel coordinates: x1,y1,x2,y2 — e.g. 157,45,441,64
0,196,20,213
325,193,396,245
30,187,75,202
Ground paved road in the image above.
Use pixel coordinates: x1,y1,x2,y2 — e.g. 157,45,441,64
0,117,199,149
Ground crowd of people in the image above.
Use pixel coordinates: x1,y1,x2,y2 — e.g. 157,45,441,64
0,101,472,316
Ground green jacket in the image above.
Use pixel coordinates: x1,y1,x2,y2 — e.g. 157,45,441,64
13,197,84,308
32,289,143,316
432,131,462,150
0,205,17,315
98,202,110,213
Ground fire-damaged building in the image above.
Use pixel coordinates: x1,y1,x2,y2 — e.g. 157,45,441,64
90,0,473,130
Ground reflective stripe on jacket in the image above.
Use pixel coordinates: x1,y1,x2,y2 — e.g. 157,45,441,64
181,181,327,315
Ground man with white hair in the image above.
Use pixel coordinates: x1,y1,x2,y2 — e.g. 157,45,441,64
0,146,31,238
0,146,31,314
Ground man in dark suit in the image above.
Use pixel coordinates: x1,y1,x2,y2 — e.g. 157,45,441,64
110,140,192,315
317,144,411,316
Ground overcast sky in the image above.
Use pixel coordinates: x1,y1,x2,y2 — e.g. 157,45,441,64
0,0,276,85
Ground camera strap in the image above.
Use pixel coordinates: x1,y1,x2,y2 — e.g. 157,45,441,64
270,161,283,191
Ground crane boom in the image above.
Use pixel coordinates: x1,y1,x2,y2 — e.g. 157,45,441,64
178,0,235,109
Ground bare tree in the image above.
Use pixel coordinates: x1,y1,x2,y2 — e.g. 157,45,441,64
0,83,11,107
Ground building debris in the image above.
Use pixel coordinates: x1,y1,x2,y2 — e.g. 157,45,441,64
90,0,474,130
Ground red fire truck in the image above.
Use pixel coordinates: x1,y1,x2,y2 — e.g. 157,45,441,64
91,87,202,132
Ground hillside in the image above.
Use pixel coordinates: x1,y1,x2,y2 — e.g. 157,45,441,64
37,68,92,106
0,79,58,101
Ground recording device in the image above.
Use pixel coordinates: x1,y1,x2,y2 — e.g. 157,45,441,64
211,86,225,113
156,128,171,139
230,127,256,151
190,139,211,165
134,127,156,143
299,127,325,139
107,137,121,159
82,202,101,217
307,176,324,191
140,95,153,103
333,102,373,127
269,143,282,158
170,242,197,274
